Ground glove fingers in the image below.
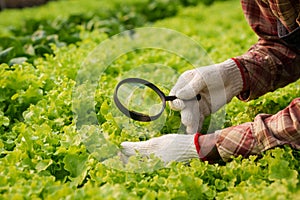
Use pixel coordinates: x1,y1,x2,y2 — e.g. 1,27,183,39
119,141,148,164
120,135,174,163
120,141,139,157
168,98,185,111
175,69,206,100
120,139,159,157
181,100,202,134
169,85,185,111
170,70,195,95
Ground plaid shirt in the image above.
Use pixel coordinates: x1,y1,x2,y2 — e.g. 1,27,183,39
216,98,300,162
234,0,300,100
212,0,300,161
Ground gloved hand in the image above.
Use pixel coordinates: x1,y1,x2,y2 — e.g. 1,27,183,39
169,59,243,134
121,134,198,163
120,133,221,163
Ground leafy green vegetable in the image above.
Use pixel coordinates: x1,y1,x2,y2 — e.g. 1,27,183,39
0,0,299,199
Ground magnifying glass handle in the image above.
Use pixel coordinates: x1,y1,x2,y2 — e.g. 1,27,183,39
165,96,177,101
165,94,201,101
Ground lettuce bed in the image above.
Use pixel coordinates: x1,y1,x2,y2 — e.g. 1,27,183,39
1,0,300,199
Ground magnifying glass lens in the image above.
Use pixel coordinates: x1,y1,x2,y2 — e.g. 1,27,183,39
117,82,164,117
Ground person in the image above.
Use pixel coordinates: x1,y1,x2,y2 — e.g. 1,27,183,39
121,0,300,163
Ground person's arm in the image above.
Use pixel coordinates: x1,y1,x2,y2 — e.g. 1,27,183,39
234,0,300,101
233,39,300,101
120,98,300,163
169,0,300,134
210,97,300,162
120,0,300,163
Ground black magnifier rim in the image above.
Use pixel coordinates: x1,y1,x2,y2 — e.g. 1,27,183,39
113,78,169,122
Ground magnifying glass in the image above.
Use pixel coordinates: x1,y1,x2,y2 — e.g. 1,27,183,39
113,78,201,122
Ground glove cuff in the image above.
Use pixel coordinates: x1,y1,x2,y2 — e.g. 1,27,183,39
220,59,244,101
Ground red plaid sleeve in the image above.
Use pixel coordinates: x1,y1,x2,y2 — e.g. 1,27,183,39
216,98,300,162
268,0,300,31
234,0,300,101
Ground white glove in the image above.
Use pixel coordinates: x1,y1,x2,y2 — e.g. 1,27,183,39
120,134,198,163
169,59,243,134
